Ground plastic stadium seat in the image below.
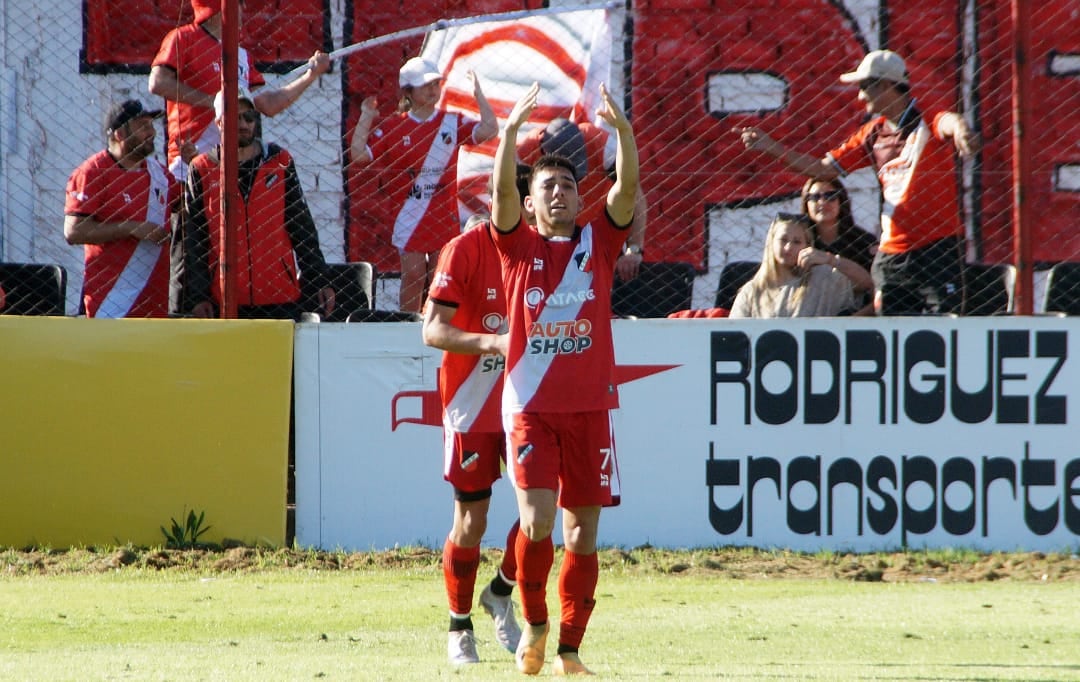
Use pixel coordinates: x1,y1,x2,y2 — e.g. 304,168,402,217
304,261,374,322
714,261,759,310
956,263,1015,315
0,262,67,315
1044,262,1080,315
611,261,697,318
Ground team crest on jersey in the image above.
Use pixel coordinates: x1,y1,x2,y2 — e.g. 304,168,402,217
575,251,592,272
460,450,479,472
516,443,534,464
441,131,452,145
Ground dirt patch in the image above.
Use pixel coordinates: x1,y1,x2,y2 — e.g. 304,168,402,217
1,545,1076,582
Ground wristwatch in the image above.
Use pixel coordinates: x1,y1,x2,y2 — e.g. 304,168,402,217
624,243,644,257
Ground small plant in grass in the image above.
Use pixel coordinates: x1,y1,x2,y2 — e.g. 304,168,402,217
160,509,212,549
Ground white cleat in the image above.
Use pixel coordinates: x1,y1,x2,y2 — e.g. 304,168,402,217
447,629,480,665
479,584,522,652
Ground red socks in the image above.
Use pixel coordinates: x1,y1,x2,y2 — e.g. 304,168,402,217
442,538,480,616
514,527,554,624
558,550,598,649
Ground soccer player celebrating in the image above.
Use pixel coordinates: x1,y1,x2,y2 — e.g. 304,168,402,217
487,82,639,675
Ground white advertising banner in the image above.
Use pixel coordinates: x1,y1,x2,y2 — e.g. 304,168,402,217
294,317,1080,552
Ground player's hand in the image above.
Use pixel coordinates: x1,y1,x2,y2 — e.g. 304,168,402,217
491,331,510,358
595,83,630,132
952,120,981,158
506,82,539,132
179,140,198,165
615,252,643,282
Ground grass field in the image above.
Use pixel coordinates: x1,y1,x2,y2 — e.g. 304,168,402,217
1,547,1078,681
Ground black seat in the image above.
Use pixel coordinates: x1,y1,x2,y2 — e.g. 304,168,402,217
346,309,422,323
957,263,1014,315
0,262,67,315
714,261,759,310
1044,262,1080,315
611,261,696,318
304,261,374,322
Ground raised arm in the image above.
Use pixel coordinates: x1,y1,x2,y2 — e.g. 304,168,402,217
491,83,539,233
468,71,498,144
733,126,839,180
348,96,379,166
252,51,331,117
595,84,639,227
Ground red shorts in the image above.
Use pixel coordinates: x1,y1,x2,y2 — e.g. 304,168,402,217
443,429,505,493
505,411,621,509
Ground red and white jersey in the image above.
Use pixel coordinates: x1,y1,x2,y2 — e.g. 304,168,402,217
152,22,264,174
65,150,180,318
427,224,506,433
827,108,962,255
491,214,628,414
368,109,478,253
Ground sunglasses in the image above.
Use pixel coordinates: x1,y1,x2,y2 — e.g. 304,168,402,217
806,190,842,202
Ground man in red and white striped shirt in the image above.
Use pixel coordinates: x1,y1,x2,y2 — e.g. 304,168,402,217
65,100,180,318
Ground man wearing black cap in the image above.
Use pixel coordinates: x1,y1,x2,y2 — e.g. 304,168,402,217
735,49,980,315
64,99,180,318
518,118,648,283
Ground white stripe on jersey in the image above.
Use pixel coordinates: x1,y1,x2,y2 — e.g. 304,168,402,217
443,355,501,432
503,224,596,412
391,113,460,250
96,160,170,319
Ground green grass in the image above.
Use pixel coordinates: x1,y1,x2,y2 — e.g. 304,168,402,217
0,556,1078,681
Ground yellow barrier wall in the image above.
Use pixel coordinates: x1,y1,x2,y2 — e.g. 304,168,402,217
0,317,293,548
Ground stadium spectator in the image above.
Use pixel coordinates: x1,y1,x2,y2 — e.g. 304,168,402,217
172,90,334,320
148,0,330,180
486,82,638,676
800,177,877,273
735,49,979,315
64,99,181,318
422,214,522,666
729,213,860,318
348,58,497,313
517,118,648,282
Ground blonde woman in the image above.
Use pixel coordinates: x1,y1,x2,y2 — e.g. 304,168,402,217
730,213,865,318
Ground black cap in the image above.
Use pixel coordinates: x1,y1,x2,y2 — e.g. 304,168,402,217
540,118,588,181
104,100,164,134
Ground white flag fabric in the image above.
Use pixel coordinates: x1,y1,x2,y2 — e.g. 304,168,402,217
418,7,616,221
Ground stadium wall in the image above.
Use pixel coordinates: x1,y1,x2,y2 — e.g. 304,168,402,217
0,318,293,548
295,317,1080,553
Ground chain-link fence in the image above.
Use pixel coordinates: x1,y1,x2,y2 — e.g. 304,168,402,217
1,1,1077,319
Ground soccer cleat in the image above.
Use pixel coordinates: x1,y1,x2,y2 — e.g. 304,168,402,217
447,629,480,666
554,652,595,676
515,622,549,675
479,584,522,652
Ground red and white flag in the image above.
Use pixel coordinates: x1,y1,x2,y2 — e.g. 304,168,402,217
418,6,617,220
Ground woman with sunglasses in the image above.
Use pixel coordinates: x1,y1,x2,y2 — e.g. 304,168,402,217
730,213,862,318
800,178,877,273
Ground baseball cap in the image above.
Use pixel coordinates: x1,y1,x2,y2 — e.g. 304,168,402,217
839,50,909,85
213,87,255,120
399,58,442,89
104,100,163,134
191,0,218,24
540,118,588,181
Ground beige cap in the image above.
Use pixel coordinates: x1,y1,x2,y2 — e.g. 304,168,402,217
839,50,909,85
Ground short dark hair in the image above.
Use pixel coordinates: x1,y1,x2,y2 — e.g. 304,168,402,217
529,154,579,191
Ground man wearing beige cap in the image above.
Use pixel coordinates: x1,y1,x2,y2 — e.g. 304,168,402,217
735,49,980,315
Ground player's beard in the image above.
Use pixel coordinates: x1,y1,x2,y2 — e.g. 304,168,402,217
237,130,257,149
